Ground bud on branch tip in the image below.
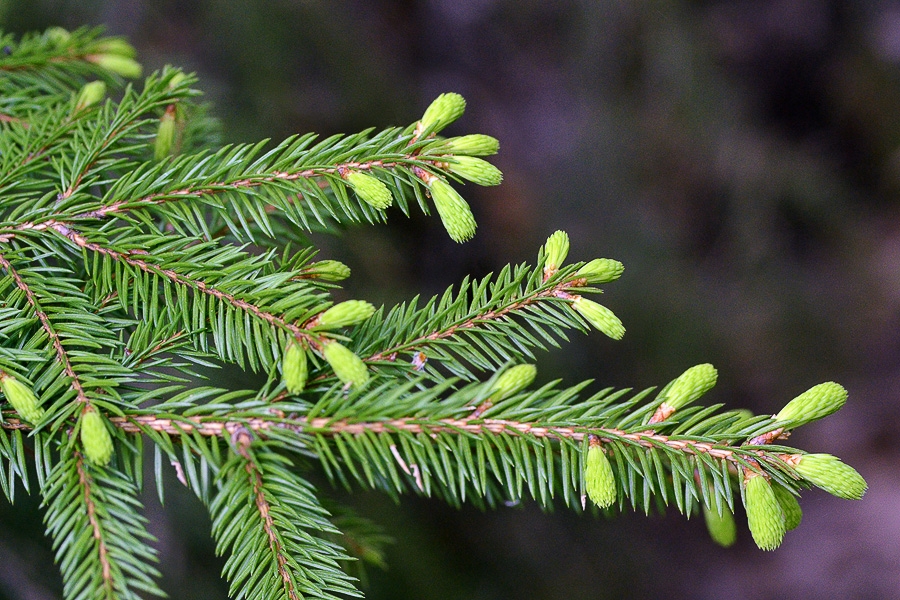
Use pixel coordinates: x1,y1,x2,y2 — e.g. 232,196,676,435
0,373,44,424
322,341,369,388
743,474,785,551
420,93,466,134
81,408,114,466
585,443,617,508
572,297,625,340
428,178,477,243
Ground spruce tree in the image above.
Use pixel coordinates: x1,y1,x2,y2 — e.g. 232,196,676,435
0,27,867,599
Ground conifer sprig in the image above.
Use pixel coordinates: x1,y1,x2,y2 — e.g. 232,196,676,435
0,26,868,599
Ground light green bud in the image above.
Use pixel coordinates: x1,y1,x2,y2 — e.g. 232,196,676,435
75,81,106,111
167,71,189,90
447,156,503,186
773,382,847,428
305,260,351,281
45,27,70,44
771,484,802,530
89,54,143,78
154,110,176,160
542,230,570,273
491,364,537,400
0,374,44,424
571,297,625,340
282,342,308,394
663,363,718,411
420,93,466,133
80,408,114,466
585,445,616,508
575,258,624,285
429,178,477,243
743,474,785,551
345,171,393,209
794,453,867,500
437,134,499,156
317,300,376,329
702,504,737,547
94,37,137,58
322,342,369,388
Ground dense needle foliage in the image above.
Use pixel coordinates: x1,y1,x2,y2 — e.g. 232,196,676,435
0,27,866,599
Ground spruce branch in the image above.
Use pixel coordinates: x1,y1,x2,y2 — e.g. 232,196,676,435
0,25,870,599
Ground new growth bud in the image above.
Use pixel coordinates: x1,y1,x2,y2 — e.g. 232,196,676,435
420,93,466,133
0,373,44,424
571,297,625,340
771,484,803,531
316,300,376,329
585,443,616,508
322,341,369,388
743,474,785,551
304,260,351,281
575,258,624,285
345,171,393,210
541,230,569,275
282,342,308,394
793,453,867,500
447,156,503,186
773,382,847,428
80,408,114,466
435,134,499,156
88,53,143,78
702,504,737,547
491,364,537,401
93,37,137,59
664,363,718,411
428,178,477,243
75,81,106,111
154,109,176,160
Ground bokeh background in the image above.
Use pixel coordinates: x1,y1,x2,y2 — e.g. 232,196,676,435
1,1,898,598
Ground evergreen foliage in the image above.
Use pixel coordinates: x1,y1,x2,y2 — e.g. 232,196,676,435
0,27,867,598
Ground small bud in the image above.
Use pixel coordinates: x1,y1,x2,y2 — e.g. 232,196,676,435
771,484,802,531
702,504,737,547
664,364,718,411
574,258,624,285
167,71,189,90
304,260,351,281
345,171,393,209
45,27,71,44
0,373,44,424
446,156,503,186
585,444,616,508
491,364,537,401
431,134,499,156
793,453,867,500
282,342,308,394
542,231,570,274
743,474,785,551
322,342,369,388
571,297,625,340
75,81,106,111
316,300,376,329
420,93,466,133
93,37,137,59
88,54,143,78
428,178,477,243
154,109,176,160
773,382,847,428
80,408,114,466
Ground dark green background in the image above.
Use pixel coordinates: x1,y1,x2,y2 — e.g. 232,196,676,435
1,1,896,598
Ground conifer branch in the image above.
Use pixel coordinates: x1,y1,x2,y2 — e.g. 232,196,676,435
0,27,868,597
0,251,90,405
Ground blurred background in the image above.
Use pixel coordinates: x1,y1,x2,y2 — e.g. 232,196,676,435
1,0,898,598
